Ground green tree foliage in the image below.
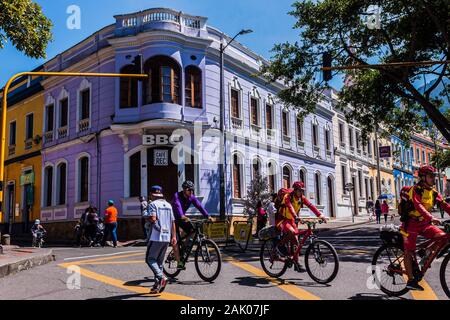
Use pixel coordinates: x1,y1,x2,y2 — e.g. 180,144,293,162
261,0,449,143
0,0,52,59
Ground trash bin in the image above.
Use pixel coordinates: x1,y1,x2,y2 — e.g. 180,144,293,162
1,234,11,246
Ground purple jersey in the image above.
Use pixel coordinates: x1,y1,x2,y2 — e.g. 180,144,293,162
172,191,209,220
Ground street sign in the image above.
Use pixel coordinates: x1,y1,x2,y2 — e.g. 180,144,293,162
379,146,392,158
154,149,169,166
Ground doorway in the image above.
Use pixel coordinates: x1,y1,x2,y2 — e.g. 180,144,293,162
147,147,179,203
352,176,358,216
327,176,335,218
6,183,15,234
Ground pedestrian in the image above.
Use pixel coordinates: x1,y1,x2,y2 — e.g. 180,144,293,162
375,199,382,224
256,200,268,234
366,197,374,217
382,200,390,224
266,193,277,227
102,200,118,248
144,186,177,294
140,196,150,240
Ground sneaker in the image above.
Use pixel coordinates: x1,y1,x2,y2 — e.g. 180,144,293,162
177,262,186,270
158,276,168,293
293,262,306,273
150,279,160,294
406,280,424,291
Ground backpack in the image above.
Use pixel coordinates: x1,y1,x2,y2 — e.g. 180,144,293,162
274,188,300,220
398,186,414,223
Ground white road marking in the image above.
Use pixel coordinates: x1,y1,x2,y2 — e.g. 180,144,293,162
63,250,145,261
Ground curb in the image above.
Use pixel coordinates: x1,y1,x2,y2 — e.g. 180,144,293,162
0,249,55,279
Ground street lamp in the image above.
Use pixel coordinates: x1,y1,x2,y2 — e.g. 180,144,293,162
219,29,253,221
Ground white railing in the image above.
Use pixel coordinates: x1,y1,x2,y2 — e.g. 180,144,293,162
79,119,90,132
267,129,276,139
283,135,291,145
44,131,54,143
251,125,261,136
58,126,68,139
231,117,243,130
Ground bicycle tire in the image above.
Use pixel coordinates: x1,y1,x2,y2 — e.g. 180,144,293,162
304,239,339,284
372,243,409,297
259,239,288,278
439,252,450,299
163,247,182,279
194,239,222,282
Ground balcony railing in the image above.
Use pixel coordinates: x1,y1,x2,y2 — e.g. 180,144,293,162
8,145,15,156
231,117,243,131
251,124,261,137
58,126,68,139
283,135,291,146
298,140,305,148
267,129,276,140
79,119,90,132
25,139,33,150
44,131,54,143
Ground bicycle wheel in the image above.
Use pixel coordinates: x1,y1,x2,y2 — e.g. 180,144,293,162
372,243,409,297
439,252,450,299
260,239,288,278
194,239,222,282
305,240,339,284
163,247,182,279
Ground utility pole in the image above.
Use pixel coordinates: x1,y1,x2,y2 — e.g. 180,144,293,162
374,124,382,199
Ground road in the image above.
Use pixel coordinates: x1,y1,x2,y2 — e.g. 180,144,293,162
0,221,448,300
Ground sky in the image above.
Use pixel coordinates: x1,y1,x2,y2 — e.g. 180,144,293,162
0,0,319,87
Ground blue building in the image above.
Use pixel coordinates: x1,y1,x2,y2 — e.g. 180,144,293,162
391,136,415,201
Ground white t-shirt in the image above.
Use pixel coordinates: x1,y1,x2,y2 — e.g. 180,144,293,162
147,199,175,243
267,202,276,226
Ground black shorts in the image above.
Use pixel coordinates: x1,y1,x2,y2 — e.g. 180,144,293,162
176,219,194,239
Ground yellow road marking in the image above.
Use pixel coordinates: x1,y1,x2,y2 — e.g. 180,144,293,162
227,257,321,300
78,260,145,265
400,261,439,300
72,252,145,265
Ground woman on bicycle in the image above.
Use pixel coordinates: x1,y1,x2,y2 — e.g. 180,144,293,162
401,165,450,291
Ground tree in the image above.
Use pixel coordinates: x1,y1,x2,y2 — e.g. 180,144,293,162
0,0,52,59
261,0,450,143
243,174,271,218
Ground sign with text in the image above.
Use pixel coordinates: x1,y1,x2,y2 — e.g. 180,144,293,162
154,149,169,166
143,134,182,146
204,222,229,242
379,146,392,158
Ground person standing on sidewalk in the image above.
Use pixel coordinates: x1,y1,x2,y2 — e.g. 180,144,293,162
102,200,118,248
145,186,177,294
375,199,382,224
381,200,390,224
266,193,277,227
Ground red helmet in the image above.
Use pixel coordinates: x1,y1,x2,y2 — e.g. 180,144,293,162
418,165,437,177
292,181,305,191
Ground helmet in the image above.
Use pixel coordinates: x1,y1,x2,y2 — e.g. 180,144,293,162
418,165,437,177
35,219,40,225
182,181,195,190
292,181,306,191
108,200,114,206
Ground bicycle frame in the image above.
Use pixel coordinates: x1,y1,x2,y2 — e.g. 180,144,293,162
177,221,206,263
278,222,315,263
414,233,450,275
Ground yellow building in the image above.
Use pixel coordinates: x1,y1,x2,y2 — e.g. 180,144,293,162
1,74,43,235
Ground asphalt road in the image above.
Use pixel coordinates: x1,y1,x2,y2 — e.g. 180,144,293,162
0,220,448,300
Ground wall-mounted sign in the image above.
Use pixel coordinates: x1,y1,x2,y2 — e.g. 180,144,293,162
20,172,35,186
154,149,169,166
143,134,182,146
379,146,392,158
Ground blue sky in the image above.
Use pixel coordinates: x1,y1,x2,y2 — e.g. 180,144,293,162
0,0,311,86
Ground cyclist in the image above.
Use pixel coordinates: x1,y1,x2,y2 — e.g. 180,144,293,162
172,180,211,270
275,181,327,260
401,165,450,291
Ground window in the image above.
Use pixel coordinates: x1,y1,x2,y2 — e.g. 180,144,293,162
231,89,240,118
315,172,322,205
428,152,432,164
312,123,319,147
44,166,53,207
250,97,259,126
356,131,361,151
120,65,138,108
185,66,202,108
232,154,242,199
283,166,291,189
56,163,67,206
358,171,363,197
252,158,261,179
80,89,90,120
266,104,273,129
9,121,16,146
422,151,426,164
416,149,420,164
410,147,414,162
325,129,331,151
299,169,307,192
129,151,141,197
25,114,34,140
341,165,347,194
365,178,369,199
59,98,68,128
143,56,181,105
368,140,372,156
339,123,345,144
45,104,54,133
374,140,378,158
282,111,289,136
297,117,303,141
267,162,276,193
349,128,354,147
78,156,89,202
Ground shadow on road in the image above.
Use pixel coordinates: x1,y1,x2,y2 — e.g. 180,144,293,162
348,292,405,300
88,293,161,300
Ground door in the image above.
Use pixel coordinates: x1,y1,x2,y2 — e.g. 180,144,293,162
23,184,33,233
327,177,335,218
352,176,358,216
6,184,14,234
147,147,179,203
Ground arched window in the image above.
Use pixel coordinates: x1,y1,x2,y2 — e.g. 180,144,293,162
120,65,138,108
267,161,277,193
185,66,202,108
129,151,141,197
232,154,243,199
77,156,89,203
252,158,261,179
282,166,292,189
143,56,181,105
56,162,67,206
44,166,53,207
299,168,307,191
315,172,322,205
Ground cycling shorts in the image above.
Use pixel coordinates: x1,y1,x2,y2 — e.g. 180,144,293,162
402,220,446,251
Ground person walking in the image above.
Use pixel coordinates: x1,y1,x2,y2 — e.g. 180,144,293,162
256,200,268,234
381,200,390,224
366,197,374,218
140,196,150,240
145,186,177,294
375,199,382,224
266,193,277,227
102,200,118,248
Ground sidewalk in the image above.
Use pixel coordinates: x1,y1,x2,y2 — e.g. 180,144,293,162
0,246,55,279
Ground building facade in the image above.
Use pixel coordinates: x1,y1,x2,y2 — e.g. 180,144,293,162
35,8,337,239
391,135,415,202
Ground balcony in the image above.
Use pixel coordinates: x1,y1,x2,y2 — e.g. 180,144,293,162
58,126,68,139
231,117,243,131
251,124,262,138
8,145,15,156
283,135,291,147
297,140,305,148
44,131,54,143
266,129,276,141
25,139,33,150
79,119,90,132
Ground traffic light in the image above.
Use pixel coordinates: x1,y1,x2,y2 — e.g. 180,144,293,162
131,54,143,75
323,52,332,82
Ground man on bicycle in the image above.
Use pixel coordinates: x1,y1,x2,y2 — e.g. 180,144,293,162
172,180,211,270
401,165,450,291
276,181,327,259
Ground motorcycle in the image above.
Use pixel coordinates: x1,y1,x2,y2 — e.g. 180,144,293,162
74,219,105,247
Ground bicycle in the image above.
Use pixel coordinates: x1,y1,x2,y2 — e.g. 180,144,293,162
371,220,450,298
259,218,340,284
32,231,46,248
163,219,222,282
